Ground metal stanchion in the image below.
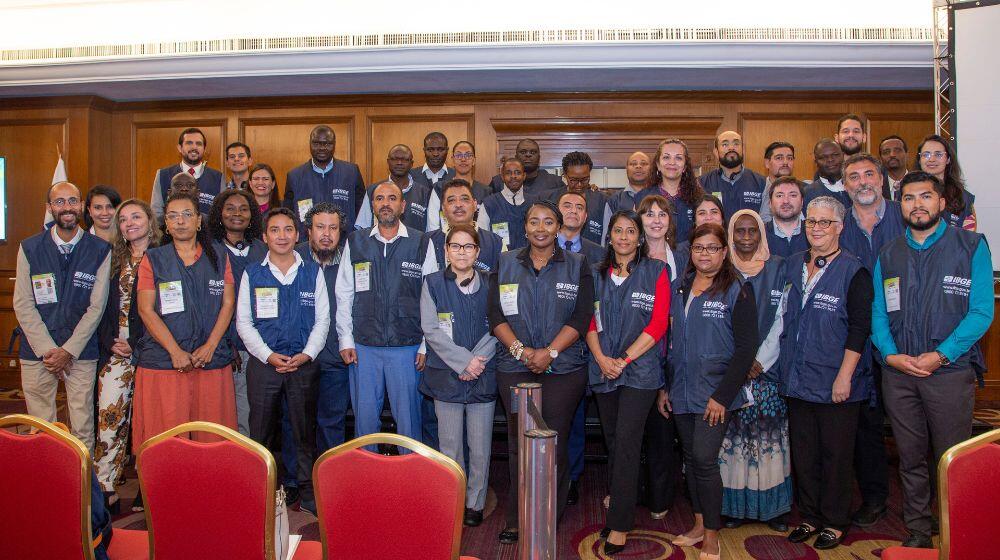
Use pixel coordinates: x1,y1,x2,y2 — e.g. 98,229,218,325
512,382,557,560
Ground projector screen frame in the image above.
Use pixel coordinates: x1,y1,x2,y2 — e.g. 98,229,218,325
948,0,1000,154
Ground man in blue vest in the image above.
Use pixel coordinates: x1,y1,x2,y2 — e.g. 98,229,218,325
764,177,808,258
236,207,331,516
700,130,766,216
872,172,993,548
804,139,850,209
488,139,564,197
283,125,366,235
423,179,503,274
335,181,433,446
13,182,112,449
758,141,796,223
151,127,226,217
411,131,456,189
602,152,650,238
356,144,441,233
547,151,606,245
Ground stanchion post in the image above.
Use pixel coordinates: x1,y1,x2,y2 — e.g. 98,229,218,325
513,381,542,554
522,427,557,560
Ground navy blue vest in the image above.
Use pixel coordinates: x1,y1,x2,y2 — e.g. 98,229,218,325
577,238,605,270
803,180,852,210
423,228,502,273
295,242,342,366
19,231,111,360
547,188,607,245
606,188,640,215
764,220,809,259
365,180,434,232
419,270,498,404
135,243,233,370
840,201,906,271
224,239,267,352
157,165,224,215
878,225,986,375
589,258,666,393
778,251,872,403
481,191,533,251
668,277,745,414
495,249,588,375
348,225,425,347
489,169,563,198
244,259,319,356
743,257,786,381
634,186,697,244
700,168,766,215
284,160,363,233
409,167,455,189
943,189,975,229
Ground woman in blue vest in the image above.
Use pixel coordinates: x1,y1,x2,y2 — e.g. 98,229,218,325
420,224,498,528
664,222,759,560
94,199,160,513
587,210,671,555
133,192,237,449
674,194,726,265
915,134,976,231
477,158,534,251
489,200,594,544
719,209,792,532
779,196,874,550
634,138,705,244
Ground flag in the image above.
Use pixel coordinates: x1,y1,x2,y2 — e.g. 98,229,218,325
43,152,67,228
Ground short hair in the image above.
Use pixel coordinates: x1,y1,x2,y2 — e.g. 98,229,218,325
813,137,840,155
764,141,795,159
263,207,299,229
524,199,563,229
899,171,944,196
807,195,846,222
440,178,473,200
452,140,475,155
561,151,593,172
208,188,263,243
557,189,588,211
424,131,448,146
310,125,335,139
372,180,403,197
445,223,480,246
879,135,908,153
47,181,79,202
837,114,865,132
304,202,346,230
225,141,251,158
769,176,805,199
502,157,525,171
842,153,884,177
178,127,206,146
169,172,198,192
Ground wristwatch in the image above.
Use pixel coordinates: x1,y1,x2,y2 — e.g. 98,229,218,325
547,347,559,359
936,351,951,367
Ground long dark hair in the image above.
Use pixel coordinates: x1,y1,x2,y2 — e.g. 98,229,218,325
248,163,281,210
915,134,967,215
649,139,704,206
636,194,678,249
683,222,739,296
83,185,123,229
162,192,221,273
599,210,648,274
208,188,263,243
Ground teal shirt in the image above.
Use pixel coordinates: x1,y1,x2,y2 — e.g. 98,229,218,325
871,219,994,362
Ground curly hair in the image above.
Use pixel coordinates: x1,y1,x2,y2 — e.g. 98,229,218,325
162,192,221,273
109,199,161,274
649,139,704,206
208,188,263,244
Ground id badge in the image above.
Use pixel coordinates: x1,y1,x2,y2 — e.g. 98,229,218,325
354,262,371,292
297,199,314,222
437,312,454,340
884,277,901,312
255,287,279,319
158,281,184,314
594,301,603,333
31,273,58,305
492,222,511,249
499,284,519,316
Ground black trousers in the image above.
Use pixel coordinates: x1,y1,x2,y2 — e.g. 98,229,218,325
674,412,732,531
594,386,657,532
787,398,860,532
247,357,319,503
854,363,889,508
643,401,680,514
497,369,587,528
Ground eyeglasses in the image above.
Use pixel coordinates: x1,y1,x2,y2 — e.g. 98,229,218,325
691,244,724,254
804,218,839,230
50,197,80,207
165,211,196,222
447,243,479,253
453,153,475,161
919,151,947,160
565,176,591,186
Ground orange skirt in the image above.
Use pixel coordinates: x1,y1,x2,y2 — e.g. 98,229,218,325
132,365,237,446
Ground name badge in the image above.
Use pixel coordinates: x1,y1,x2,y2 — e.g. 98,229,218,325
158,281,184,314
31,273,58,305
884,277,901,312
437,312,454,340
354,262,371,292
712,191,723,205
492,222,511,250
499,283,519,316
594,301,603,333
297,199,314,222
255,287,279,319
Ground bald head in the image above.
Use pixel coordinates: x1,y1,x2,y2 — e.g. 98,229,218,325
47,181,83,231
714,130,744,170
47,181,79,203
371,181,405,226
626,151,652,188
169,172,199,197
387,144,414,179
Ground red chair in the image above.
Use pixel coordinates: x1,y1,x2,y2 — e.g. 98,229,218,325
301,433,479,560
883,428,1000,560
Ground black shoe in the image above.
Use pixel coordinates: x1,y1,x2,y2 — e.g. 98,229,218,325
284,485,300,506
498,528,518,544
901,533,933,548
813,528,845,550
463,508,483,527
851,502,887,527
567,480,579,505
298,499,316,517
767,519,789,533
130,491,144,512
723,517,744,529
787,523,818,543
599,527,611,539
603,540,626,555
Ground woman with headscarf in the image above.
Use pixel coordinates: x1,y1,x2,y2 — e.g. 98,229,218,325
719,209,793,532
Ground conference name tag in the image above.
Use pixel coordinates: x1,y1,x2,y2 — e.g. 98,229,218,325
255,287,279,319
158,281,184,314
499,284,519,316
297,199,314,222
594,301,603,332
884,277,901,312
492,222,511,249
31,273,58,304
437,312,454,340
712,191,722,205
354,262,371,292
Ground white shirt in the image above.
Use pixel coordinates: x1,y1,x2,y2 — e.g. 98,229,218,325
51,225,84,253
420,164,450,184
181,160,206,179
475,186,523,232
355,176,441,232
818,176,845,193
236,251,331,363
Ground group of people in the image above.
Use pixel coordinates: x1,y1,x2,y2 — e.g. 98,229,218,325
13,116,992,559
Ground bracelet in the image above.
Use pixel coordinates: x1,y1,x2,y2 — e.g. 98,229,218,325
509,340,524,356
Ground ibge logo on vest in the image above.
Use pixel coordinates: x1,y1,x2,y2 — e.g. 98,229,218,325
701,300,728,319
401,261,422,279
72,271,97,290
630,291,655,312
208,278,225,296
555,282,579,300
299,291,316,307
331,188,351,202
811,293,840,312
942,275,972,298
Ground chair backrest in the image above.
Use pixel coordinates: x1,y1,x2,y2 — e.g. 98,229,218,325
0,414,94,560
137,421,276,560
313,433,467,560
939,428,1000,560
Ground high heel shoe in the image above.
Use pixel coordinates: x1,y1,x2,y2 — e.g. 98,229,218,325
671,534,704,547
603,540,627,555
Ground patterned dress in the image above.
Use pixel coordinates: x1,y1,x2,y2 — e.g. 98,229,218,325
94,256,140,492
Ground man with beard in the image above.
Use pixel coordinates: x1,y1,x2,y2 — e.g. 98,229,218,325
411,132,455,188
804,139,851,208
879,136,909,202
700,130,766,216
283,125,366,235
872,171,992,548
423,179,503,273
357,144,440,233
764,177,808,258
151,127,226,217
489,139,564,197
758,142,796,223
13,182,112,449
602,152,651,239
835,114,867,157
547,151,607,245
839,153,906,531
335,182,431,445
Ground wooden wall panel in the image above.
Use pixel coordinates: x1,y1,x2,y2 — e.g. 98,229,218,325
740,113,843,180
133,123,225,203
367,116,473,184
241,118,353,199
868,114,934,170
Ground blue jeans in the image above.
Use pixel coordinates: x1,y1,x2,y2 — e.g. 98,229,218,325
280,359,351,487
349,344,423,448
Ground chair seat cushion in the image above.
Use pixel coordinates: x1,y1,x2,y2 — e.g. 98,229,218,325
881,546,937,560
106,528,150,560
291,539,323,560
